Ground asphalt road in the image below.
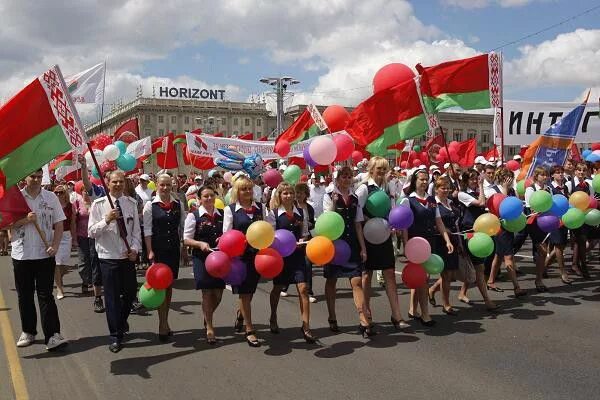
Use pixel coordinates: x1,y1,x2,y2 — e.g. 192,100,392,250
0,244,599,400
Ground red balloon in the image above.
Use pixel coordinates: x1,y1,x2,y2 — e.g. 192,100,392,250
436,153,447,163
373,63,415,94
487,193,507,216
411,159,421,168
506,160,520,171
401,262,427,289
351,150,363,164
146,263,174,289
300,174,309,182
254,248,283,279
275,140,291,157
323,105,350,132
263,169,283,188
400,161,408,168
205,251,232,279
93,134,112,151
100,160,117,173
333,134,355,161
591,143,600,151
589,196,598,210
74,181,85,195
218,230,247,257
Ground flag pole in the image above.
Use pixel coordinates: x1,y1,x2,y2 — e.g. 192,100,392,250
436,121,459,183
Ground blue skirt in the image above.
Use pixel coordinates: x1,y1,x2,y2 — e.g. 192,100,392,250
273,249,309,285
231,251,260,295
549,226,568,245
192,256,225,290
323,262,363,279
154,248,180,280
435,235,459,270
494,230,513,257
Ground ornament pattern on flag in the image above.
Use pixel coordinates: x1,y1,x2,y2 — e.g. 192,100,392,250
488,52,502,108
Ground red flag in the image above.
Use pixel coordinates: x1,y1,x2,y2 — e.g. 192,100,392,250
452,139,477,167
258,136,269,142
276,109,318,146
484,145,499,160
569,143,582,161
518,145,529,159
0,186,31,229
183,144,215,170
113,118,139,143
156,133,178,169
238,132,254,140
424,134,445,163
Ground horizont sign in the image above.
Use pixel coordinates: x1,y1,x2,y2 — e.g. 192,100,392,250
159,86,226,100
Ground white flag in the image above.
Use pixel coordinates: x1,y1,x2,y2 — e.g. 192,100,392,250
126,136,152,159
65,63,104,104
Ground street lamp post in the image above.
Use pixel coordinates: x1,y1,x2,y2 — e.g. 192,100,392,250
259,76,300,137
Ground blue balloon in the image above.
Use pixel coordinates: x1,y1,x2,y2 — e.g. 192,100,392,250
582,149,592,158
243,153,264,178
549,194,569,217
215,158,243,171
499,197,523,220
586,153,600,162
116,153,137,171
114,140,127,155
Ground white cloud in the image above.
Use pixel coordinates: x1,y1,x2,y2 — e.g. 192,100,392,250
443,0,537,8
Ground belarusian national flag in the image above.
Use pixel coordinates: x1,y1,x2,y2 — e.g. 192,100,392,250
416,52,503,113
275,109,320,146
0,65,88,191
345,77,433,155
65,63,105,104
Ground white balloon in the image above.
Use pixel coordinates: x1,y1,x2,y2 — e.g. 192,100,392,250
309,135,337,165
363,218,391,244
103,144,120,161
94,149,105,164
84,151,94,166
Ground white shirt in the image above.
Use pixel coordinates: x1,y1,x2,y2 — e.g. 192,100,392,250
458,190,480,208
10,189,65,261
252,185,263,203
183,206,221,241
309,184,326,218
185,184,202,197
566,177,596,196
483,180,501,199
142,196,186,237
88,195,142,259
135,185,153,204
323,187,364,223
266,206,309,237
222,202,264,233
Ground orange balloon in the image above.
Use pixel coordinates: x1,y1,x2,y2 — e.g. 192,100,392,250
306,236,335,266
473,213,501,236
569,191,590,211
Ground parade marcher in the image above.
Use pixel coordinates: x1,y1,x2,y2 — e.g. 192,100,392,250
266,182,316,343
563,159,575,184
184,184,224,344
51,184,76,300
357,157,408,329
11,169,69,350
88,171,141,353
309,175,327,218
143,174,186,342
223,175,264,347
135,174,154,204
566,162,594,279
294,182,316,302
474,156,487,174
545,166,572,284
186,175,204,198
0,227,8,256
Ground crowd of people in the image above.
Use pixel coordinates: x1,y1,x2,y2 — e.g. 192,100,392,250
3,152,599,353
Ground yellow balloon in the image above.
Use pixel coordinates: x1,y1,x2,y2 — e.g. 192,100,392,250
473,213,501,236
246,221,275,250
214,198,225,210
147,181,156,191
569,191,590,211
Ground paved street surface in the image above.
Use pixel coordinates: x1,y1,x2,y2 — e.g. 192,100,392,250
1,243,599,400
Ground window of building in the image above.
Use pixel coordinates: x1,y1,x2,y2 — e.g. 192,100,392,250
233,118,238,126
184,116,190,124
244,118,250,127
171,116,176,124
144,115,150,123
145,128,151,136
256,131,262,137
158,128,164,135
221,117,227,125
481,130,490,143
467,129,477,140
158,115,164,123
453,129,463,141
256,119,262,127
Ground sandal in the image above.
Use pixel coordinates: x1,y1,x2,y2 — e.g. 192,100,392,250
206,332,217,345
442,307,458,316
514,288,528,298
428,291,437,306
487,284,504,293
560,276,573,285
458,295,471,304
535,283,548,293
328,319,340,333
245,331,260,347
301,326,317,344
234,310,244,333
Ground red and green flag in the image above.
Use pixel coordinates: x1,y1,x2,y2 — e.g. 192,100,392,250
416,52,503,113
0,65,88,193
275,108,320,146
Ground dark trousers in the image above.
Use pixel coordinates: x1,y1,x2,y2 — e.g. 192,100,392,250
99,259,137,342
12,257,61,343
77,237,102,287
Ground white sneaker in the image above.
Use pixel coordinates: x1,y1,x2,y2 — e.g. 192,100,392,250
46,333,68,351
16,332,35,347
280,291,288,297
309,296,317,303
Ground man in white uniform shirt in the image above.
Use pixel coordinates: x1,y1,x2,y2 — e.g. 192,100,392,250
88,171,142,353
309,176,327,218
135,174,154,204
11,169,69,351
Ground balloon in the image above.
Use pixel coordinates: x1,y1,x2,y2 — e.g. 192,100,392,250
242,153,265,179
93,134,112,150
589,196,598,210
205,251,232,279
411,159,421,168
501,214,527,233
422,254,444,274
569,191,590,211
516,180,526,196
562,208,586,229
529,190,553,213
436,153,447,163
100,160,116,172
401,262,427,289
323,105,350,132
592,143,600,151
582,149,592,158
224,191,231,205
74,181,85,195
138,285,165,309
549,194,569,217
263,169,283,188
255,248,284,278
275,140,291,157
373,63,415,94
116,153,137,171
473,213,501,236
585,209,600,226
223,171,233,183
308,135,337,165
366,190,391,218
413,145,422,152
506,160,520,171
214,198,225,209
218,230,247,257
400,161,408,169
487,193,507,216
114,140,127,155
537,213,560,233
283,164,301,185
146,263,173,289
331,239,351,265
103,144,120,161
499,197,523,220
306,236,335,265
270,229,297,257
188,198,198,210
467,232,494,258
86,149,105,166
314,211,345,240
91,166,100,178
246,221,275,249
333,133,354,162
388,205,414,230
351,150,363,164
224,258,247,286
405,237,431,264
363,218,391,244
147,181,156,191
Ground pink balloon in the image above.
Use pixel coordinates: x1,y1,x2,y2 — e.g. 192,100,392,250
449,141,460,151
506,160,520,171
263,169,283,188
411,159,421,168
405,237,431,264
373,63,415,94
351,150,363,164
589,196,598,210
333,134,355,162
205,251,231,279
400,161,408,168
309,135,337,165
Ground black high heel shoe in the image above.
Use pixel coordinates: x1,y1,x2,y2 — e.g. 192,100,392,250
245,331,260,347
390,317,410,330
301,326,317,344
328,319,340,333
269,319,280,334
359,324,377,338
234,310,244,333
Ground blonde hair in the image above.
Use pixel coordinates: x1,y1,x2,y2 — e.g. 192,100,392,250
434,176,451,190
532,166,547,181
270,182,295,210
230,175,254,204
362,156,389,190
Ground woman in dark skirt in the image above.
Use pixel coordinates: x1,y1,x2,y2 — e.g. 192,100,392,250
183,185,224,344
545,165,572,284
566,162,593,279
356,157,407,329
323,166,373,337
266,182,315,343
222,175,264,347
143,174,186,342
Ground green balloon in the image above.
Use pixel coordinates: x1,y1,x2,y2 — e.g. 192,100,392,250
585,209,600,226
366,190,391,218
593,175,600,193
516,180,526,196
138,285,166,309
467,232,494,258
529,190,553,213
501,213,526,233
314,211,345,240
282,165,301,184
413,145,422,152
422,254,444,274
562,208,585,229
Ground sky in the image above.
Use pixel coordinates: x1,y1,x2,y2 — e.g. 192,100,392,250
1,0,599,124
